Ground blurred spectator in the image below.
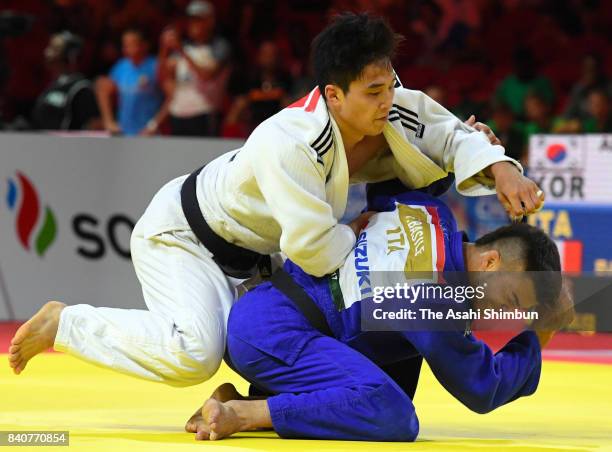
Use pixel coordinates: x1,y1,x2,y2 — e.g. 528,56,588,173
95,28,163,136
410,0,443,64
582,89,612,133
224,40,292,135
31,31,100,130
424,85,446,104
488,102,526,164
523,91,566,140
564,54,610,121
158,0,232,137
433,0,482,51
495,47,555,119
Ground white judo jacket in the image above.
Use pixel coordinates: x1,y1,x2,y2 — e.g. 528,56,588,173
184,86,520,277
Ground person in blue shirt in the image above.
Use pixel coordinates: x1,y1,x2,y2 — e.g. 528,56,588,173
96,28,163,136
186,190,573,442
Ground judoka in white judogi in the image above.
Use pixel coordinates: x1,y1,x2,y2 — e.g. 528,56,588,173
53,85,521,386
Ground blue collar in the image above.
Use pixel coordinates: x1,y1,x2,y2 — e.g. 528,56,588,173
448,231,468,272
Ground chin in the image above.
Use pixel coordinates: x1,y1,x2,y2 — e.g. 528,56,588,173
367,123,385,135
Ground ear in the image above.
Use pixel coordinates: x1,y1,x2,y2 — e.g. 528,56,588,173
324,84,343,107
479,249,501,271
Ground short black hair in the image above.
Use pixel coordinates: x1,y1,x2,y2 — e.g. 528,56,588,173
311,13,403,98
475,223,562,309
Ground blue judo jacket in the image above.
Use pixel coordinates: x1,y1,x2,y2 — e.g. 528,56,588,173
228,191,542,415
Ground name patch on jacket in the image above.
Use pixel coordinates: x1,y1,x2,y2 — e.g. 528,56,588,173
337,202,446,309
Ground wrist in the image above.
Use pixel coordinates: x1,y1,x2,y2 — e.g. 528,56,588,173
488,161,517,178
535,330,555,349
146,118,159,131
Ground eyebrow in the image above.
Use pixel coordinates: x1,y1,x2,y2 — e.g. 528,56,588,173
366,78,396,89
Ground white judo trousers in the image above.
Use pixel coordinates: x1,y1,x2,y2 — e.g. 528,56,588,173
53,176,237,387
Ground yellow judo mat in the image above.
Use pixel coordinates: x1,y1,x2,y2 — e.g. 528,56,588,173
1,353,611,451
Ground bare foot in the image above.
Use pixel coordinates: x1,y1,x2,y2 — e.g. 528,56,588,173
202,399,243,441
8,301,66,375
185,383,244,433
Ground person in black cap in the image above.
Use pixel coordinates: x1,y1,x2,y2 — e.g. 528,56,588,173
31,31,100,131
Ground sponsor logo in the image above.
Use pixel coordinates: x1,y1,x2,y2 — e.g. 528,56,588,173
354,231,372,297
6,171,57,257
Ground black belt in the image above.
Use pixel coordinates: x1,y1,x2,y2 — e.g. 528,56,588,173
270,269,334,337
180,166,268,279
180,167,331,336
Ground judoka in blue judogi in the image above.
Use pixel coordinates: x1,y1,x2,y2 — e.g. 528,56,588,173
189,190,568,442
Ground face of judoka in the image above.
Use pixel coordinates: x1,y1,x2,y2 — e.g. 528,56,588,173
325,60,395,138
466,246,539,314
472,271,538,314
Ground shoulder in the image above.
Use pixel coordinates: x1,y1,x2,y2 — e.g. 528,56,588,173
110,59,129,74
253,88,333,160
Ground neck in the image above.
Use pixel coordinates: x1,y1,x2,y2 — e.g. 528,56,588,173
329,108,364,153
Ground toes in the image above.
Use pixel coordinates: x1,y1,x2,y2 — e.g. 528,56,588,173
185,417,201,433
15,360,27,374
8,352,21,363
195,430,210,441
202,400,220,424
13,362,21,375
207,408,220,425
8,344,20,354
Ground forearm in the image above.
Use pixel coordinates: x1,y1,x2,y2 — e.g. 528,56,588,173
181,49,216,82
95,79,116,123
411,330,541,413
483,160,520,179
151,98,171,129
225,96,249,124
157,49,172,84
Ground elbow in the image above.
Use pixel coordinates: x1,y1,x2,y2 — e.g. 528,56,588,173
285,252,331,277
280,225,353,277
282,242,338,277
469,400,495,415
462,392,497,414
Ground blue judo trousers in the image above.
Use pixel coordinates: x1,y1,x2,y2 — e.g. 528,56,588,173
226,191,542,441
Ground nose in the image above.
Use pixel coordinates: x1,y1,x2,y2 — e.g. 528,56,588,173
380,90,393,113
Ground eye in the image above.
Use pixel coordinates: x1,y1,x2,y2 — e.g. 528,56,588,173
368,92,381,97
